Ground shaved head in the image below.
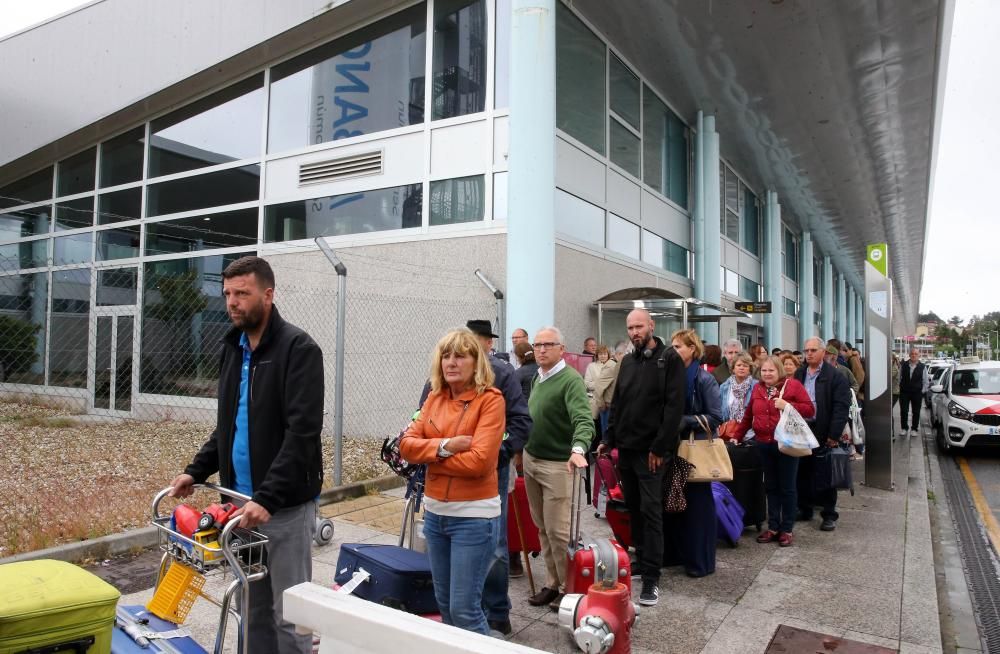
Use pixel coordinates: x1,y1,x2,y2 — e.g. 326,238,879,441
626,309,655,351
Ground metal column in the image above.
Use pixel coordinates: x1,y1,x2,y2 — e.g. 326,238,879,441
693,112,721,344
799,231,814,340
822,256,834,341
864,244,893,490
763,191,783,349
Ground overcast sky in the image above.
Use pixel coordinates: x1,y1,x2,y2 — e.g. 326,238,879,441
1,0,993,325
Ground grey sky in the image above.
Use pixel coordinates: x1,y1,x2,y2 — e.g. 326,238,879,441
2,1,993,325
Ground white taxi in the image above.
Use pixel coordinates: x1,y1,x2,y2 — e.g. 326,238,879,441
931,357,1000,454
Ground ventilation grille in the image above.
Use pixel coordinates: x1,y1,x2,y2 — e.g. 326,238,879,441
299,151,382,186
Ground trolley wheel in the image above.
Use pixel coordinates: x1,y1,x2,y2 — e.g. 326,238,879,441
314,518,335,546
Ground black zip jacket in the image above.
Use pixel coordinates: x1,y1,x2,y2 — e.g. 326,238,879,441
794,361,850,442
603,337,686,458
900,361,925,394
184,306,324,514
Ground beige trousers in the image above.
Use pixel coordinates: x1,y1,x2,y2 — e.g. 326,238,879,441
523,451,573,592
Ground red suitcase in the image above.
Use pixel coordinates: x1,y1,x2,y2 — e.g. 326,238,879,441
592,450,620,512
507,476,541,554
565,469,632,595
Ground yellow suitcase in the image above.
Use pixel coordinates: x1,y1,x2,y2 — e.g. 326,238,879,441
0,559,120,654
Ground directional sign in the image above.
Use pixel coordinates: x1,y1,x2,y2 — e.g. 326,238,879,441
735,301,772,314
866,243,889,277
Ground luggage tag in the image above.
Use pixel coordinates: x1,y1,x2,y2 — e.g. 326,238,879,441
337,568,372,595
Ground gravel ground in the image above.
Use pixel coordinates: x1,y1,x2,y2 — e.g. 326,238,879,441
0,401,386,558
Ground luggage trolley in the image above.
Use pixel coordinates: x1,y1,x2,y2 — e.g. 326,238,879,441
149,483,269,654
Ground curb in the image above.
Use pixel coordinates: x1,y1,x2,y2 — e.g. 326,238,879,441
0,474,404,566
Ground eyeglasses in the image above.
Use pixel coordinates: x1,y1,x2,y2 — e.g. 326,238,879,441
803,348,820,353
533,342,561,350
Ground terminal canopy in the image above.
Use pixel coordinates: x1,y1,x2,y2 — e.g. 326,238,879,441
593,287,749,345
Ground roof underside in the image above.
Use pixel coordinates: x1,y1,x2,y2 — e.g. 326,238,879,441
572,0,943,336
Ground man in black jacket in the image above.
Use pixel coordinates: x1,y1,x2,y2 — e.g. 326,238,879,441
899,348,926,437
795,337,851,532
169,256,322,654
598,309,685,607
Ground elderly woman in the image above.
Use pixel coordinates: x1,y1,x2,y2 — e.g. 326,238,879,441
780,352,801,378
719,352,756,441
749,343,769,368
732,356,814,547
400,329,506,634
586,345,616,434
662,329,723,577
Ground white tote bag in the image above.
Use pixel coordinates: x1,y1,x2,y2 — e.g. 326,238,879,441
774,383,820,457
849,389,865,445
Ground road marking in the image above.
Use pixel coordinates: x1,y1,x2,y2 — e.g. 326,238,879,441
957,456,1000,555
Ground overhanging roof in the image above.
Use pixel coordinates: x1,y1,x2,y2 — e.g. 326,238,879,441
572,0,951,336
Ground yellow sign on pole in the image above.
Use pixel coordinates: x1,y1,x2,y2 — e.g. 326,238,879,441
866,243,888,277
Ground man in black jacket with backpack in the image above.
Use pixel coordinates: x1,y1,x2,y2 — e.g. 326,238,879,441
598,309,685,607
169,256,323,654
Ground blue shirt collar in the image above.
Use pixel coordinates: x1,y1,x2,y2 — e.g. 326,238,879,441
239,332,251,352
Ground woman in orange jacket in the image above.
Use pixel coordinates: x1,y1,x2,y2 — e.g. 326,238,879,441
400,328,506,634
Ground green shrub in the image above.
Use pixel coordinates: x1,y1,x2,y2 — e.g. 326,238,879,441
0,315,41,376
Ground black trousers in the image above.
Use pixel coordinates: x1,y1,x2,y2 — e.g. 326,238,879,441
899,391,922,430
617,448,665,582
796,447,839,521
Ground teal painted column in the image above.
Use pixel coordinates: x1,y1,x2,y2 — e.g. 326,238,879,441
822,256,834,341
763,191,783,349
855,291,865,351
846,286,856,345
837,273,847,340
799,231,814,340
506,0,555,339
693,113,721,343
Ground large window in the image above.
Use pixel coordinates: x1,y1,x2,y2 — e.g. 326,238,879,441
49,269,90,388
430,175,485,225
0,167,52,210
609,56,640,178
721,162,758,253
268,4,427,153
640,230,689,277
494,0,510,109
0,207,50,241
433,0,486,120
264,184,423,242
643,88,688,208
141,252,253,397
57,148,96,197
607,214,640,259
743,186,759,255
149,75,265,177
146,209,258,256
55,197,94,231
556,3,605,155
813,257,823,296
0,272,47,385
100,128,144,188
146,166,260,217
783,227,798,281
0,241,48,270
783,297,798,317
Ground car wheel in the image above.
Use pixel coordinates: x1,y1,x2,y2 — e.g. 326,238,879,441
936,423,947,453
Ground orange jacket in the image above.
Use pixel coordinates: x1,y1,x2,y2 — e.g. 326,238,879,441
400,386,505,503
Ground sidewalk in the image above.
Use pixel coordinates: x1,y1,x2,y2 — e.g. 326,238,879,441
119,434,941,653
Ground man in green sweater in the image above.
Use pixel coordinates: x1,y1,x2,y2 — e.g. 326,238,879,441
523,326,593,611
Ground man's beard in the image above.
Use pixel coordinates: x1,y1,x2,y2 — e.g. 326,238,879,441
631,332,649,349
230,302,264,331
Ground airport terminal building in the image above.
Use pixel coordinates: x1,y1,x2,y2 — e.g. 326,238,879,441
0,0,948,427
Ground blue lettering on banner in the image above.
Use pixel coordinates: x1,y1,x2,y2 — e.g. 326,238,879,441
334,62,371,94
340,42,372,59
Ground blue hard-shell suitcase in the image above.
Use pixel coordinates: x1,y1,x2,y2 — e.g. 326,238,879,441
334,544,438,614
111,605,208,653
712,482,746,547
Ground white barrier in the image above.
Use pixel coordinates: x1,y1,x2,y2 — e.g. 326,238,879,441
283,582,552,654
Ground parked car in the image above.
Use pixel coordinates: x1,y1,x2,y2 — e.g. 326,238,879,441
924,360,954,409
930,357,1000,454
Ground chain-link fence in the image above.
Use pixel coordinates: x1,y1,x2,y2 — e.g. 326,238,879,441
0,246,500,440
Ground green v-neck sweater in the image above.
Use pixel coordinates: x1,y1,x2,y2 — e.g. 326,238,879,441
526,366,595,461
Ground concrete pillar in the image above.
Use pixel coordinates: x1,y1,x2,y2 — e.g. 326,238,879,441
799,231,814,340
822,256,834,341
762,191,783,350
506,0,556,339
855,291,865,351
837,273,847,340
693,112,721,343
846,286,856,345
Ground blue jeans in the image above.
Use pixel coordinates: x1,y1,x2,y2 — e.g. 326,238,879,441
423,510,499,634
599,409,610,435
482,462,511,622
757,441,800,533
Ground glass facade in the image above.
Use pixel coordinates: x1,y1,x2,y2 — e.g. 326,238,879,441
264,184,422,241
556,3,605,155
783,227,798,281
642,88,688,207
721,161,759,253
429,175,485,225
433,0,486,120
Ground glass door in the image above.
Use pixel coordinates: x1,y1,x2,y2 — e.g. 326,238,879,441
89,266,138,414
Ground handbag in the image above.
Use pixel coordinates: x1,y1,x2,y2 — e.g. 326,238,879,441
774,384,819,457
663,456,694,512
849,390,865,445
813,446,854,495
677,415,733,482
717,420,740,440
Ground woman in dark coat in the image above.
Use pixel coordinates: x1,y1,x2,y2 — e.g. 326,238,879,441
663,329,723,577
513,341,538,400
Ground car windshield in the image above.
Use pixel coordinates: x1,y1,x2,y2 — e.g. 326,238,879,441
951,369,1000,395
931,368,947,381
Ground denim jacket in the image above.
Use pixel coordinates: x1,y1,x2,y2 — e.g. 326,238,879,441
680,368,723,439
719,376,757,422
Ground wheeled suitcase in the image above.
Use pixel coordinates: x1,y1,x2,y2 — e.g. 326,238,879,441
111,606,207,653
0,559,120,654
723,442,765,531
507,476,541,554
712,482,745,547
592,450,620,512
334,543,438,614
591,454,632,548
565,469,632,594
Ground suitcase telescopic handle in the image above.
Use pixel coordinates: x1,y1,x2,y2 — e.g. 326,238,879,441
570,466,585,546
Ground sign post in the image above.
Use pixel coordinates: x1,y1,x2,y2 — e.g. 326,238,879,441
864,243,893,490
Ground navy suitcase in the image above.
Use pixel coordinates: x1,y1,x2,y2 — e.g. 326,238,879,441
111,605,207,653
723,442,766,531
335,543,438,614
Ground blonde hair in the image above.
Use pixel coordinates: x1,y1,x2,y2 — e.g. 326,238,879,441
759,355,787,381
731,352,754,371
429,329,495,394
670,329,704,361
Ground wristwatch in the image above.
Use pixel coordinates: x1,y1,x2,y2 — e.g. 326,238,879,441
437,438,454,458
571,445,586,456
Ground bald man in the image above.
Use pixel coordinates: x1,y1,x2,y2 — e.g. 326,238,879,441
597,309,685,607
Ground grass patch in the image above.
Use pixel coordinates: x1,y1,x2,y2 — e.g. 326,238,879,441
927,489,936,502
15,415,78,428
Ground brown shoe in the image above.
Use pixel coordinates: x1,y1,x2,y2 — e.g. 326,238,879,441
778,532,794,547
756,529,778,543
528,587,559,606
548,592,565,612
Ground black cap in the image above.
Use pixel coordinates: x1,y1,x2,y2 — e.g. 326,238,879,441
466,319,499,339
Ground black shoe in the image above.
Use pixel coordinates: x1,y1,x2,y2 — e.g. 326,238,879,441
639,579,659,606
488,619,512,635
820,518,837,531
796,511,812,522
528,587,559,606
509,557,524,578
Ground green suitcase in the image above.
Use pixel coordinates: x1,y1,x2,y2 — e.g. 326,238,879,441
0,559,120,654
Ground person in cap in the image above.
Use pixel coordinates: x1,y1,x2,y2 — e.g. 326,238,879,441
418,319,531,635
824,344,859,393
